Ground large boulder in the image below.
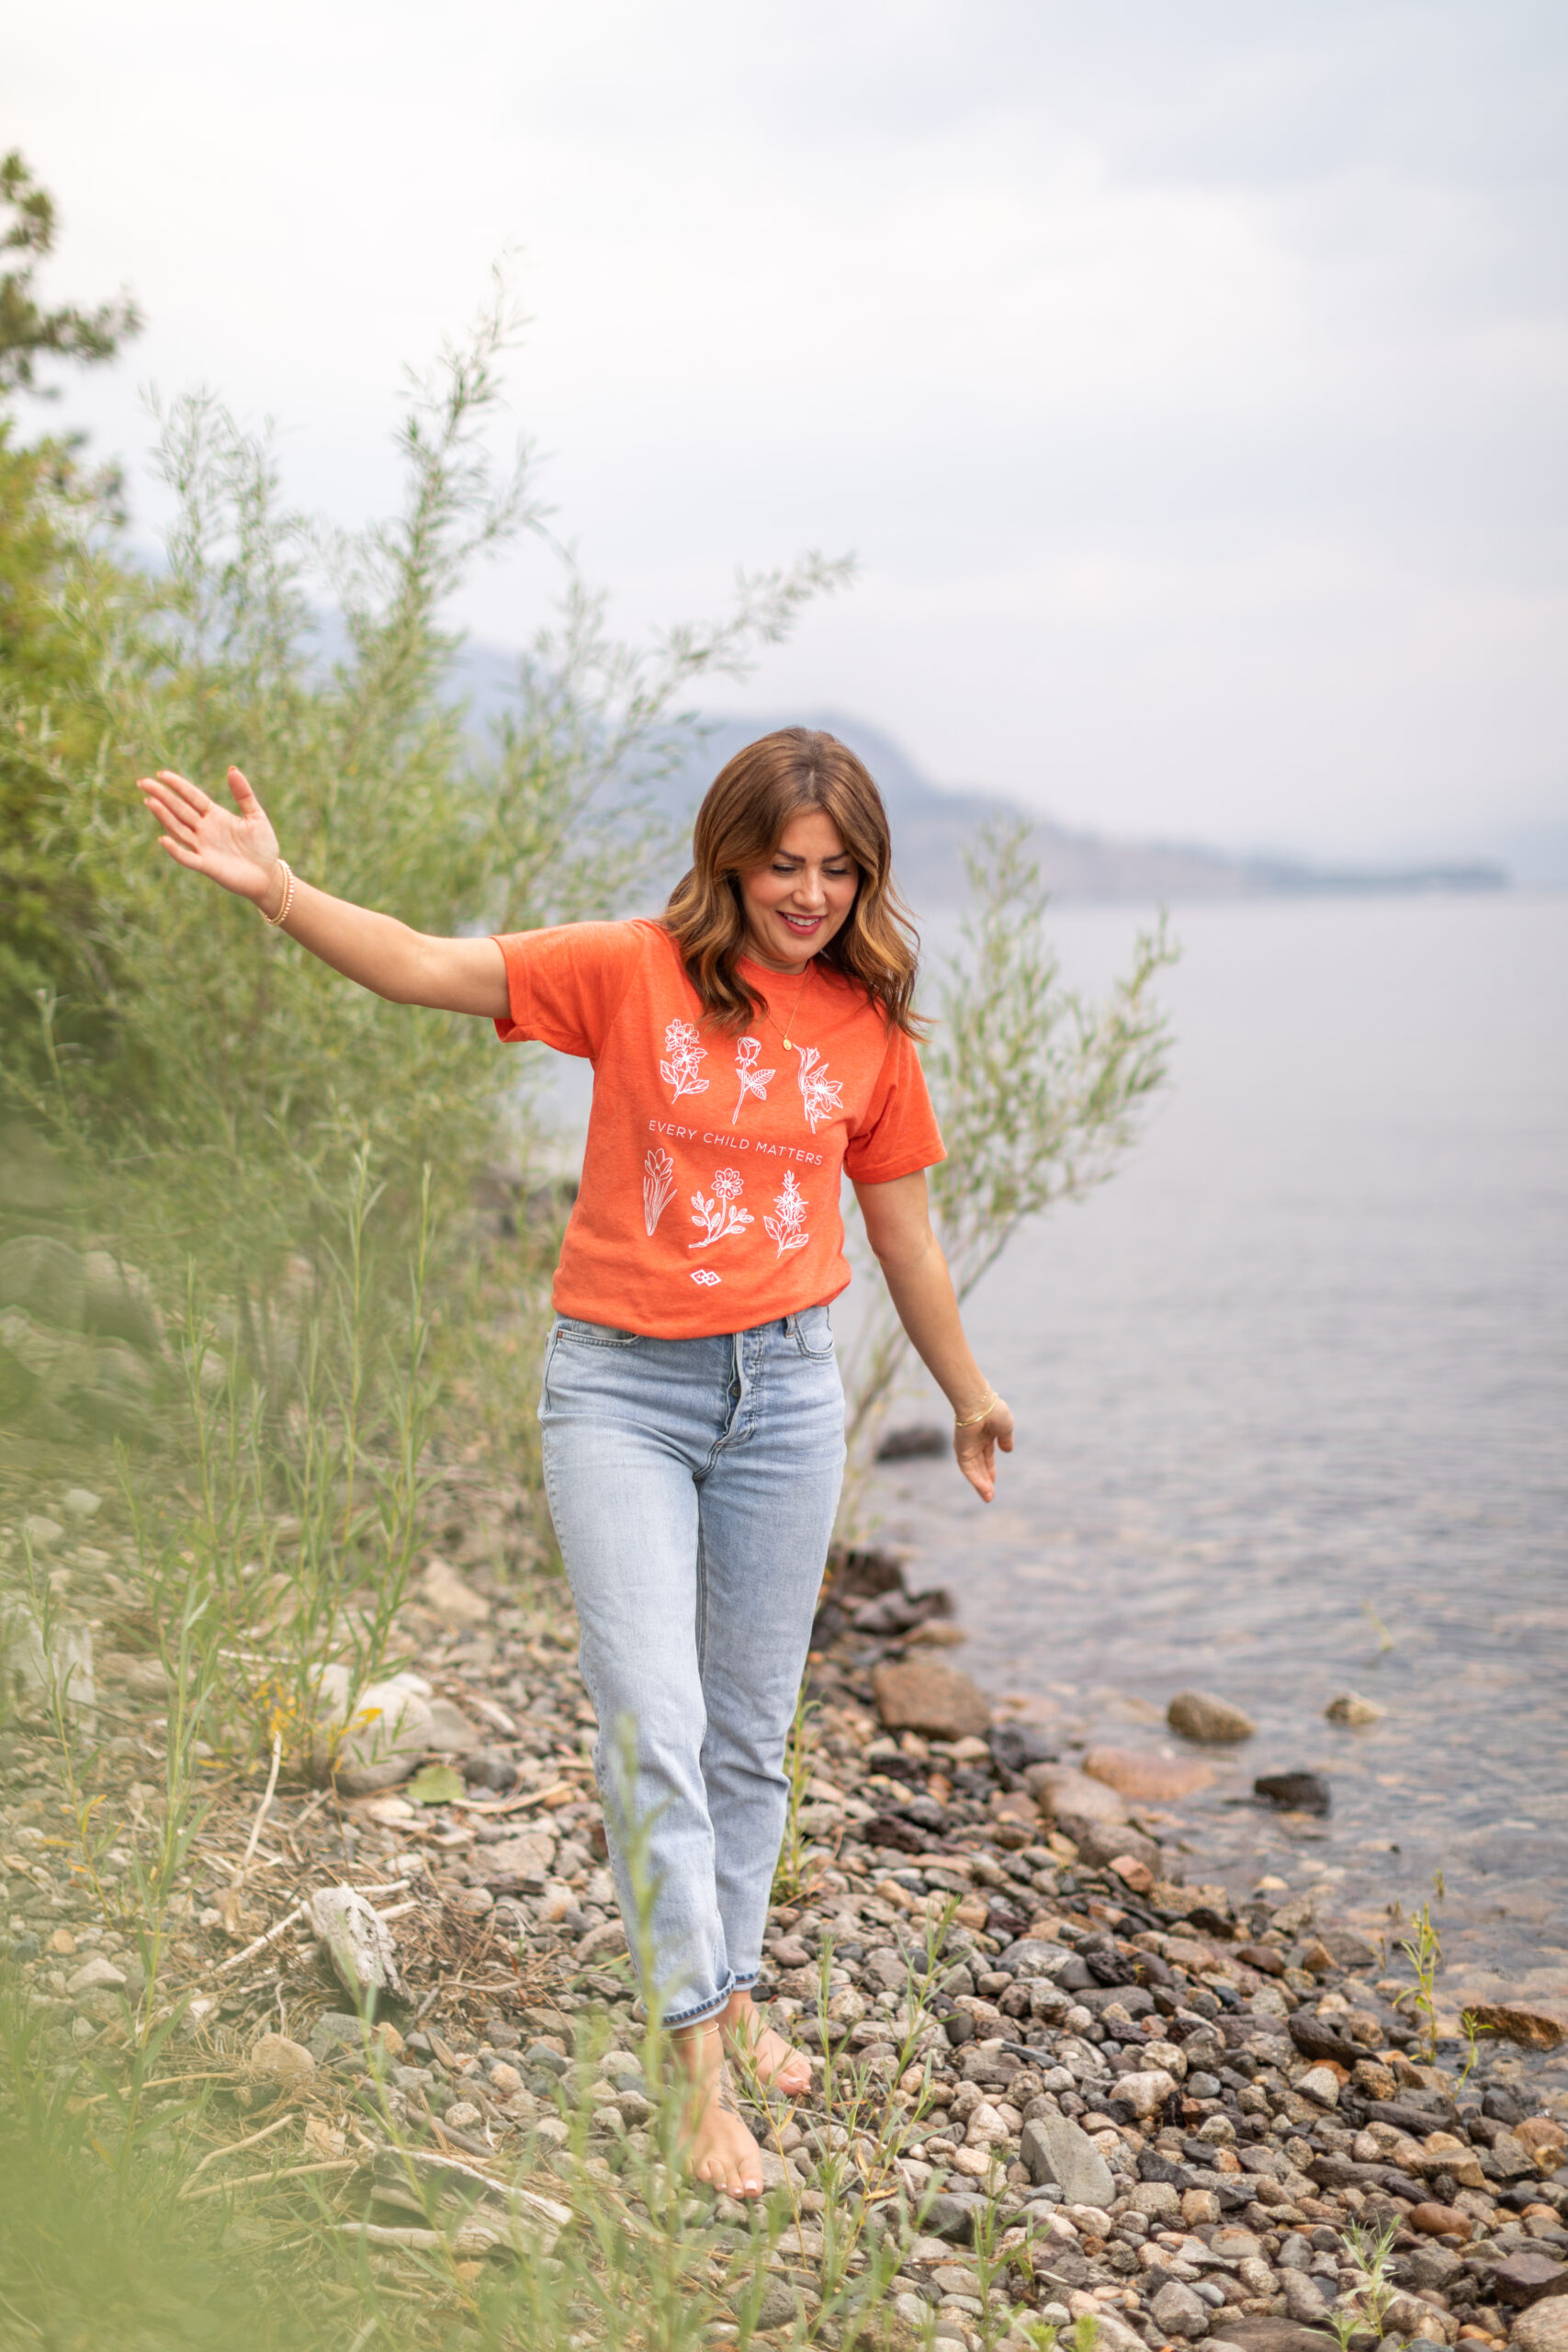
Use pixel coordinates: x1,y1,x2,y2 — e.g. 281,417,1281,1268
870,1657,990,1741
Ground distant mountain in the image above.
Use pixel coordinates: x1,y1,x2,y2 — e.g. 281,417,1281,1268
663,710,1508,907
443,645,1508,905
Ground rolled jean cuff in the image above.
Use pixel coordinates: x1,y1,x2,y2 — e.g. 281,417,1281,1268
665,1973,739,2030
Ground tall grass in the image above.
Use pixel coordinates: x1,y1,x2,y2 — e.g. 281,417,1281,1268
2,273,846,1454
0,1380,989,2350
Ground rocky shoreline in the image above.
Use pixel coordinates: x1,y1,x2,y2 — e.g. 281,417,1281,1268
3,1487,1567,2351
789,1553,1568,2351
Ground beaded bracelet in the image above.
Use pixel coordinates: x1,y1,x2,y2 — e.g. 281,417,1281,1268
262,859,295,928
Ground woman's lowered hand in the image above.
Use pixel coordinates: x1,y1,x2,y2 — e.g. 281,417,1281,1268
953,1395,1014,1504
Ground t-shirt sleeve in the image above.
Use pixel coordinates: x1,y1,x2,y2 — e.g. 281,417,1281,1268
491,922,645,1058
843,1023,946,1185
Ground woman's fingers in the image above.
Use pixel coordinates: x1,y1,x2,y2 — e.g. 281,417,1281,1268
955,1438,995,1501
227,765,260,810
155,831,205,870
955,1403,1011,1502
140,776,211,847
151,768,209,817
140,781,197,840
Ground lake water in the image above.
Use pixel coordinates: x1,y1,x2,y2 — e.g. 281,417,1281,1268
862,890,1568,2029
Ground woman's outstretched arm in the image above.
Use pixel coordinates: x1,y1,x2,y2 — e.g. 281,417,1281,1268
852,1168,1014,1502
137,765,508,1018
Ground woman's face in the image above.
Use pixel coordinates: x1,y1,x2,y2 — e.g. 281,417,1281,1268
738,808,860,971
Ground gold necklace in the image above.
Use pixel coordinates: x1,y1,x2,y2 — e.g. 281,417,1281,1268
760,962,813,1051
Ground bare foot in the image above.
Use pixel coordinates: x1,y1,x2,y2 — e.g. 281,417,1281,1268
721,1989,812,2098
673,2022,765,2199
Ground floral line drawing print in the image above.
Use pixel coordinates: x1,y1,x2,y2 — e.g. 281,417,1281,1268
691,1268,722,1286
689,1166,755,1250
660,1018,709,1102
763,1170,810,1258
642,1148,676,1238
729,1035,775,1124
793,1043,843,1135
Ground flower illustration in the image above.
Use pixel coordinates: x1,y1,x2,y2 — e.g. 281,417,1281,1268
689,1166,755,1250
642,1148,676,1238
729,1035,775,1124
659,1018,709,1102
793,1043,843,1134
763,1170,810,1258
691,1268,722,1286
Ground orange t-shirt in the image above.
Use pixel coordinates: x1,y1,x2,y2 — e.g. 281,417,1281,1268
492,919,944,1339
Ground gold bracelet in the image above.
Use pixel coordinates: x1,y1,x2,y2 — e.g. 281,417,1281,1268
953,1389,997,1430
262,859,294,927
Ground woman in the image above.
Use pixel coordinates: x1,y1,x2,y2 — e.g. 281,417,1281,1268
137,727,1013,2199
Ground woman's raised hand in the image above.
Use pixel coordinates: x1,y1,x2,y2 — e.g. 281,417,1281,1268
137,766,281,907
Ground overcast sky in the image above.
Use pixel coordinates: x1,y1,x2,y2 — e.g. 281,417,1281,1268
13,0,1567,863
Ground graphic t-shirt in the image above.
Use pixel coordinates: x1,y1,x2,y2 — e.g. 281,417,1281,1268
492,919,944,1339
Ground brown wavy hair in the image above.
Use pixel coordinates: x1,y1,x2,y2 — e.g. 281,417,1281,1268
662,728,923,1035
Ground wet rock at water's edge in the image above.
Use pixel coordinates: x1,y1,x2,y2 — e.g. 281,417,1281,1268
1325,1690,1384,1725
1167,1689,1258,1743
1081,1746,1216,1803
1025,1762,1131,1825
1254,1770,1331,1815
874,1423,947,1461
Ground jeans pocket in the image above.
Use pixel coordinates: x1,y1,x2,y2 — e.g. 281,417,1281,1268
792,1305,835,1359
554,1317,642,1349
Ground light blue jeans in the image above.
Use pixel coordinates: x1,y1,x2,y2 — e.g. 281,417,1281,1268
538,1306,845,2027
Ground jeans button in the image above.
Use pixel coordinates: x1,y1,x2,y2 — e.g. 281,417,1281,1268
729,1383,740,1399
